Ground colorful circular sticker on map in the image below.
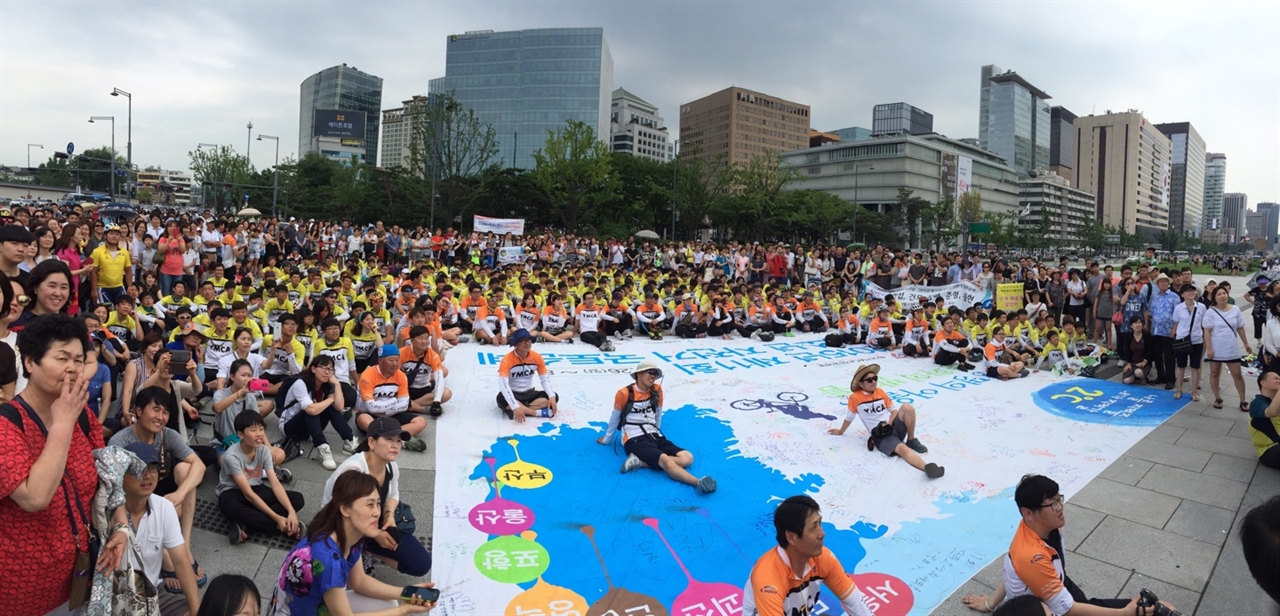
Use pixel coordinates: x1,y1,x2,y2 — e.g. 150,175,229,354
1031,378,1186,426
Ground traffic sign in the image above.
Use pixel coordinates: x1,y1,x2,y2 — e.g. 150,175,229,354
244,192,250,203
66,142,74,156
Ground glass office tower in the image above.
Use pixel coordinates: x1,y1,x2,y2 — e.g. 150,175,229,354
299,64,383,164
432,28,613,170
978,64,1051,178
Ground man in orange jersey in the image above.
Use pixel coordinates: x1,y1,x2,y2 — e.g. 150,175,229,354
596,361,715,494
358,344,427,451
742,495,874,616
828,363,943,478
401,326,450,418
496,329,559,423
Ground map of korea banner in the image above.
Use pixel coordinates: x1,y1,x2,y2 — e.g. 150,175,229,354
431,335,1185,616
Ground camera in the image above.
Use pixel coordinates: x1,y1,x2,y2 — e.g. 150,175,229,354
870,421,894,440
1137,589,1181,616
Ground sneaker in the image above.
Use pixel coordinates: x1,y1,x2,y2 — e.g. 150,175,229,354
601,341,615,352
1019,369,1030,378
750,329,760,340
696,476,717,494
227,520,245,545
955,362,972,372
428,403,444,418
622,329,633,339
906,438,928,454
924,463,945,479
457,334,471,344
316,444,337,470
276,467,294,484
342,436,361,454
404,437,427,453
620,453,644,474
478,337,490,346
563,339,574,345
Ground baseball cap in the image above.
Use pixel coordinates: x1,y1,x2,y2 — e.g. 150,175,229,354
123,441,160,467
356,416,411,452
509,328,534,345
380,344,400,359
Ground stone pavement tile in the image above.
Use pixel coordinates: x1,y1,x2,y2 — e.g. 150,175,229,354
189,526,268,581
1244,467,1280,510
1098,456,1154,485
1061,551,1132,600
1077,517,1219,591
1116,573,1202,614
1201,452,1258,482
1071,477,1181,529
1143,424,1187,445
1174,428,1256,460
1163,500,1235,546
1137,463,1247,509
1061,503,1106,551
252,547,291,601
1193,402,1249,422
970,555,1004,589
1122,439,1212,472
1227,419,1252,440
931,578,994,616
1196,505,1280,616
1165,410,1234,435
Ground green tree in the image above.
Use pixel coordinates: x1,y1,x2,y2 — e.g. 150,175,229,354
407,92,501,230
919,198,958,253
892,188,931,249
607,153,672,239
137,187,154,204
957,190,983,248
76,147,126,194
35,154,75,190
188,145,256,215
531,120,620,232
672,146,733,241
733,151,803,241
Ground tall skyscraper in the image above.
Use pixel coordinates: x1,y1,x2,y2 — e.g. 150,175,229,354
1203,153,1227,232
679,86,810,167
610,88,670,162
1072,111,1172,236
1154,122,1206,238
380,96,429,170
871,103,933,136
1223,192,1247,243
433,28,613,170
978,64,1052,177
1256,202,1280,248
1049,106,1076,183
299,64,383,165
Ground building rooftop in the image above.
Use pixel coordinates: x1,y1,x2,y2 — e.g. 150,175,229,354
987,71,1051,100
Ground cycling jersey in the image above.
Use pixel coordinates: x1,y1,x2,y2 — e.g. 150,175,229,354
742,546,872,616
399,346,443,391
541,306,569,331
984,340,1008,368
934,329,967,356
846,388,893,432
203,327,236,370
358,365,409,416
105,312,139,345
602,384,663,443
497,349,555,409
902,318,929,345
515,306,541,331
477,306,509,337
747,305,773,327
261,335,306,376
1003,521,1074,616
576,304,614,333
314,337,357,383
866,317,894,344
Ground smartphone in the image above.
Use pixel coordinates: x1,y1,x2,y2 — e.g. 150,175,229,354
248,378,270,392
401,586,440,603
169,350,191,376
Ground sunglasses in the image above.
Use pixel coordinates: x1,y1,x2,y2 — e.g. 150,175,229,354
860,376,878,383
14,294,31,307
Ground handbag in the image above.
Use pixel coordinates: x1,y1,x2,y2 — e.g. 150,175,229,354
1172,306,1196,352
383,463,417,535
108,530,160,616
151,250,166,265
1111,311,1123,325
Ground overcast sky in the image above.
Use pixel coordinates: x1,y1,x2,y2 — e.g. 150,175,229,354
2,1,1277,204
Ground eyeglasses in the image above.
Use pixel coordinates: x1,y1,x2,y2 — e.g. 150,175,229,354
14,295,31,307
1033,495,1066,511
860,376,878,383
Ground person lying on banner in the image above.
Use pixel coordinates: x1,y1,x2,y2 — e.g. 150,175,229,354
828,363,944,479
595,361,717,495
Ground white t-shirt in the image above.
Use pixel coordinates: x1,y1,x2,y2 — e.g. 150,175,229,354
321,452,399,508
1204,305,1245,360
133,494,185,587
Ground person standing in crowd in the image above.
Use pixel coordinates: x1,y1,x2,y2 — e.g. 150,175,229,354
1204,285,1252,412
1145,273,1180,389
0,224,34,285
321,417,433,577
1171,283,1205,401
90,223,133,305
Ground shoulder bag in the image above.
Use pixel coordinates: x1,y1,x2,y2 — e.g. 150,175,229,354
1172,305,1196,352
106,529,160,616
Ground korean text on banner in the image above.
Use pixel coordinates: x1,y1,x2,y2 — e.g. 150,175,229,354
473,216,525,236
996,283,1025,311
498,246,525,264
862,280,990,311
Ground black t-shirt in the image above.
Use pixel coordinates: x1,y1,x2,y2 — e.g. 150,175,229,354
908,264,927,283
833,255,848,273
0,342,15,388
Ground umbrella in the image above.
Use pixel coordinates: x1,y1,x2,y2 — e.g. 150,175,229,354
237,207,262,218
80,203,99,212
634,229,660,240
1247,270,1280,289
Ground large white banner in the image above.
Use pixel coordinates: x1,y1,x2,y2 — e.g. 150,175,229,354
430,335,1186,616
956,155,973,202
862,280,991,311
497,246,525,264
474,215,526,236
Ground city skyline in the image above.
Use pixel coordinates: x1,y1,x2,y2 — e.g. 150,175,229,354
1,1,1276,205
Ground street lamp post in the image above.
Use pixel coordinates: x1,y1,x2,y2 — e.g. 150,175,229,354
246,121,253,160
25,144,42,198
670,139,685,241
111,88,131,203
257,135,279,217
851,163,875,243
198,143,219,210
89,117,115,199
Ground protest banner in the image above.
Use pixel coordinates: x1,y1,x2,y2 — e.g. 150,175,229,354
996,282,1025,310
863,280,991,311
474,215,525,235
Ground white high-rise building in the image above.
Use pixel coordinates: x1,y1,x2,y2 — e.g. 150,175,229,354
610,88,670,162
380,95,428,170
1203,153,1227,233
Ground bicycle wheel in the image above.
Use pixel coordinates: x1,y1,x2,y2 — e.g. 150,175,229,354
777,391,809,403
730,399,766,411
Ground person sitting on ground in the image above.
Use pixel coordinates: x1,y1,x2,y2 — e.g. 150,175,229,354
472,294,509,346
866,306,897,350
933,316,975,371
901,306,931,357
194,574,260,616
121,441,203,616
358,344,427,452
108,385,210,591
273,470,436,615
595,361,716,494
635,292,666,340
212,358,285,467
217,411,305,546
985,328,1028,380
1239,494,1280,604
496,328,559,423
741,495,874,616
961,474,1175,616
1247,370,1280,469
1122,316,1151,385
279,354,357,471
400,326,450,418
828,363,944,478
321,417,433,578
576,291,618,350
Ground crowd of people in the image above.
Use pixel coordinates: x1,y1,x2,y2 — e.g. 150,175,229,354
0,200,1276,615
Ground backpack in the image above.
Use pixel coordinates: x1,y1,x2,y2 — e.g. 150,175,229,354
0,398,93,439
612,384,662,453
272,375,303,417
825,333,845,348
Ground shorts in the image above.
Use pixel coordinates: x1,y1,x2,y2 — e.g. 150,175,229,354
264,372,290,384
623,433,686,469
1175,343,1203,369
987,366,1003,378
871,417,909,457
409,385,435,400
495,389,558,410
360,411,421,427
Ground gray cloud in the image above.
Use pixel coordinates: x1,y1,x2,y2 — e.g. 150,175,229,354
2,1,1276,204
